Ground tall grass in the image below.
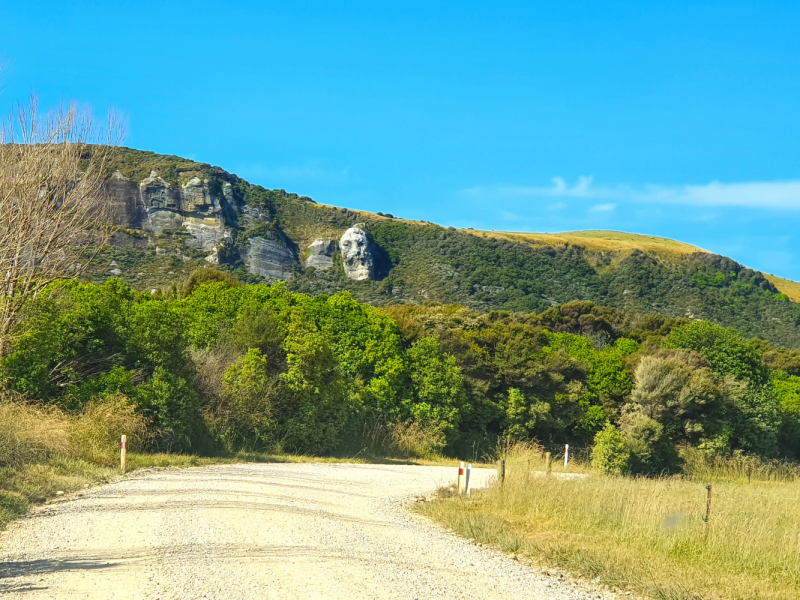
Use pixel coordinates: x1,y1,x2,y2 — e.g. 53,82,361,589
416,442,800,600
681,447,800,484
0,394,150,529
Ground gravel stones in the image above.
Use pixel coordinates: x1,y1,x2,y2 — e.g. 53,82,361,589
0,463,622,600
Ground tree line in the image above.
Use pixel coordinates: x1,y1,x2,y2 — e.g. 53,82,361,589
3,270,800,473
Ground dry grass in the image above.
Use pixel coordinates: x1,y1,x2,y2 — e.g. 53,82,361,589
0,394,148,470
69,395,149,467
763,274,800,303
0,396,469,530
0,401,73,468
681,447,800,484
467,229,707,259
388,421,448,460
0,395,149,528
416,443,800,600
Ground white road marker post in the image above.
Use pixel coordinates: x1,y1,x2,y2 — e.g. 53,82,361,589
120,435,127,474
465,463,472,496
564,444,570,469
457,461,465,495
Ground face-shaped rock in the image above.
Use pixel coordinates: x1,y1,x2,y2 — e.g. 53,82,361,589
340,225,375,280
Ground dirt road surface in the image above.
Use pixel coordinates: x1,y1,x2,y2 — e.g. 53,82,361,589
0,463,616,599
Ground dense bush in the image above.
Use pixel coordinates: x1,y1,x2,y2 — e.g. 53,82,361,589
3,275,800,470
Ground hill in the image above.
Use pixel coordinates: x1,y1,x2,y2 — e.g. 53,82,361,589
89,148,800,348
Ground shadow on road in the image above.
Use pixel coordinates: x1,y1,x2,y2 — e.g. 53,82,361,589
0,556,118,594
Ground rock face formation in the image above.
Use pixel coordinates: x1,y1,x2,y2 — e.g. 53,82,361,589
102,166,381,284
243,230,298,280
340,225,376,280
106,171,229,252
305,239,337,270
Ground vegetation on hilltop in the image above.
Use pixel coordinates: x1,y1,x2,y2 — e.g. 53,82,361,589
94,148,800,349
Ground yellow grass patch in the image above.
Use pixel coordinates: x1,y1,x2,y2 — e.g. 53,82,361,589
417,444,800,600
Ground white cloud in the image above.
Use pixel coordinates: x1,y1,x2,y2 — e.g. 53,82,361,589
465,176,800,209
590,203,616,213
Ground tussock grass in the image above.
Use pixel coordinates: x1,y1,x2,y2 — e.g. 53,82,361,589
416,443,800,600
387,420,448,460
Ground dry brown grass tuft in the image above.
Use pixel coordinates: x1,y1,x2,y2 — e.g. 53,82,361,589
389,421,447,459
0,398,73,468
69,395,149,467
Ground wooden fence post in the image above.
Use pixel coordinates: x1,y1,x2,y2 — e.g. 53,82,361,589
498,459,506,485
545,452,552,474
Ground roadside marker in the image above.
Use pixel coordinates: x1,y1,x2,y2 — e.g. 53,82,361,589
120,435,127,474
465,464,472,496
457,461,465,494
564,444,570,468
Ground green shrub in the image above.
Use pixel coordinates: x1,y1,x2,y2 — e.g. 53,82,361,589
207,349,276,451
591,422,631,475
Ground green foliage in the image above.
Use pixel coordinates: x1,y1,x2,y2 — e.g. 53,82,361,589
179,267,241,299
621,353,723,473
279,325,349,454
210,348,275,451
5,270,800,468
591,422,632,475
135,367,200,450
406,337,466,444
665,321,769,386
773,370,800,459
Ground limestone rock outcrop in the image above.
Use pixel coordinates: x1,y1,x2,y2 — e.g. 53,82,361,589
243,230,298,280
106,171,229,254
305,239,337,270
340,225,376,280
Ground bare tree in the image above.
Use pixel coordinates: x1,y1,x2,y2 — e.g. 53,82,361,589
0,99,122,355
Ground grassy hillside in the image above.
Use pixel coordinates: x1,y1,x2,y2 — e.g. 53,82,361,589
476,229,707,257
93,148,800,348
764,274,800,303
499,229,800,302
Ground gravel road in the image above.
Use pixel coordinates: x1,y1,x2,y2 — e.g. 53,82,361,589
0,463,620,599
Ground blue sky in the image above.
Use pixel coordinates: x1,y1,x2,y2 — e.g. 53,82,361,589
2,1,799,278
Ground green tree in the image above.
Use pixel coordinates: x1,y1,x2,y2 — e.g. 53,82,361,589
135,367,200,450
209,348,276,450
773,370,800,458
406,337,466,445
666,321,769,386
278,320,350,454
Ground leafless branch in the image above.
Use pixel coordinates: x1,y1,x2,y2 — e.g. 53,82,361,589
0,99,124,355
